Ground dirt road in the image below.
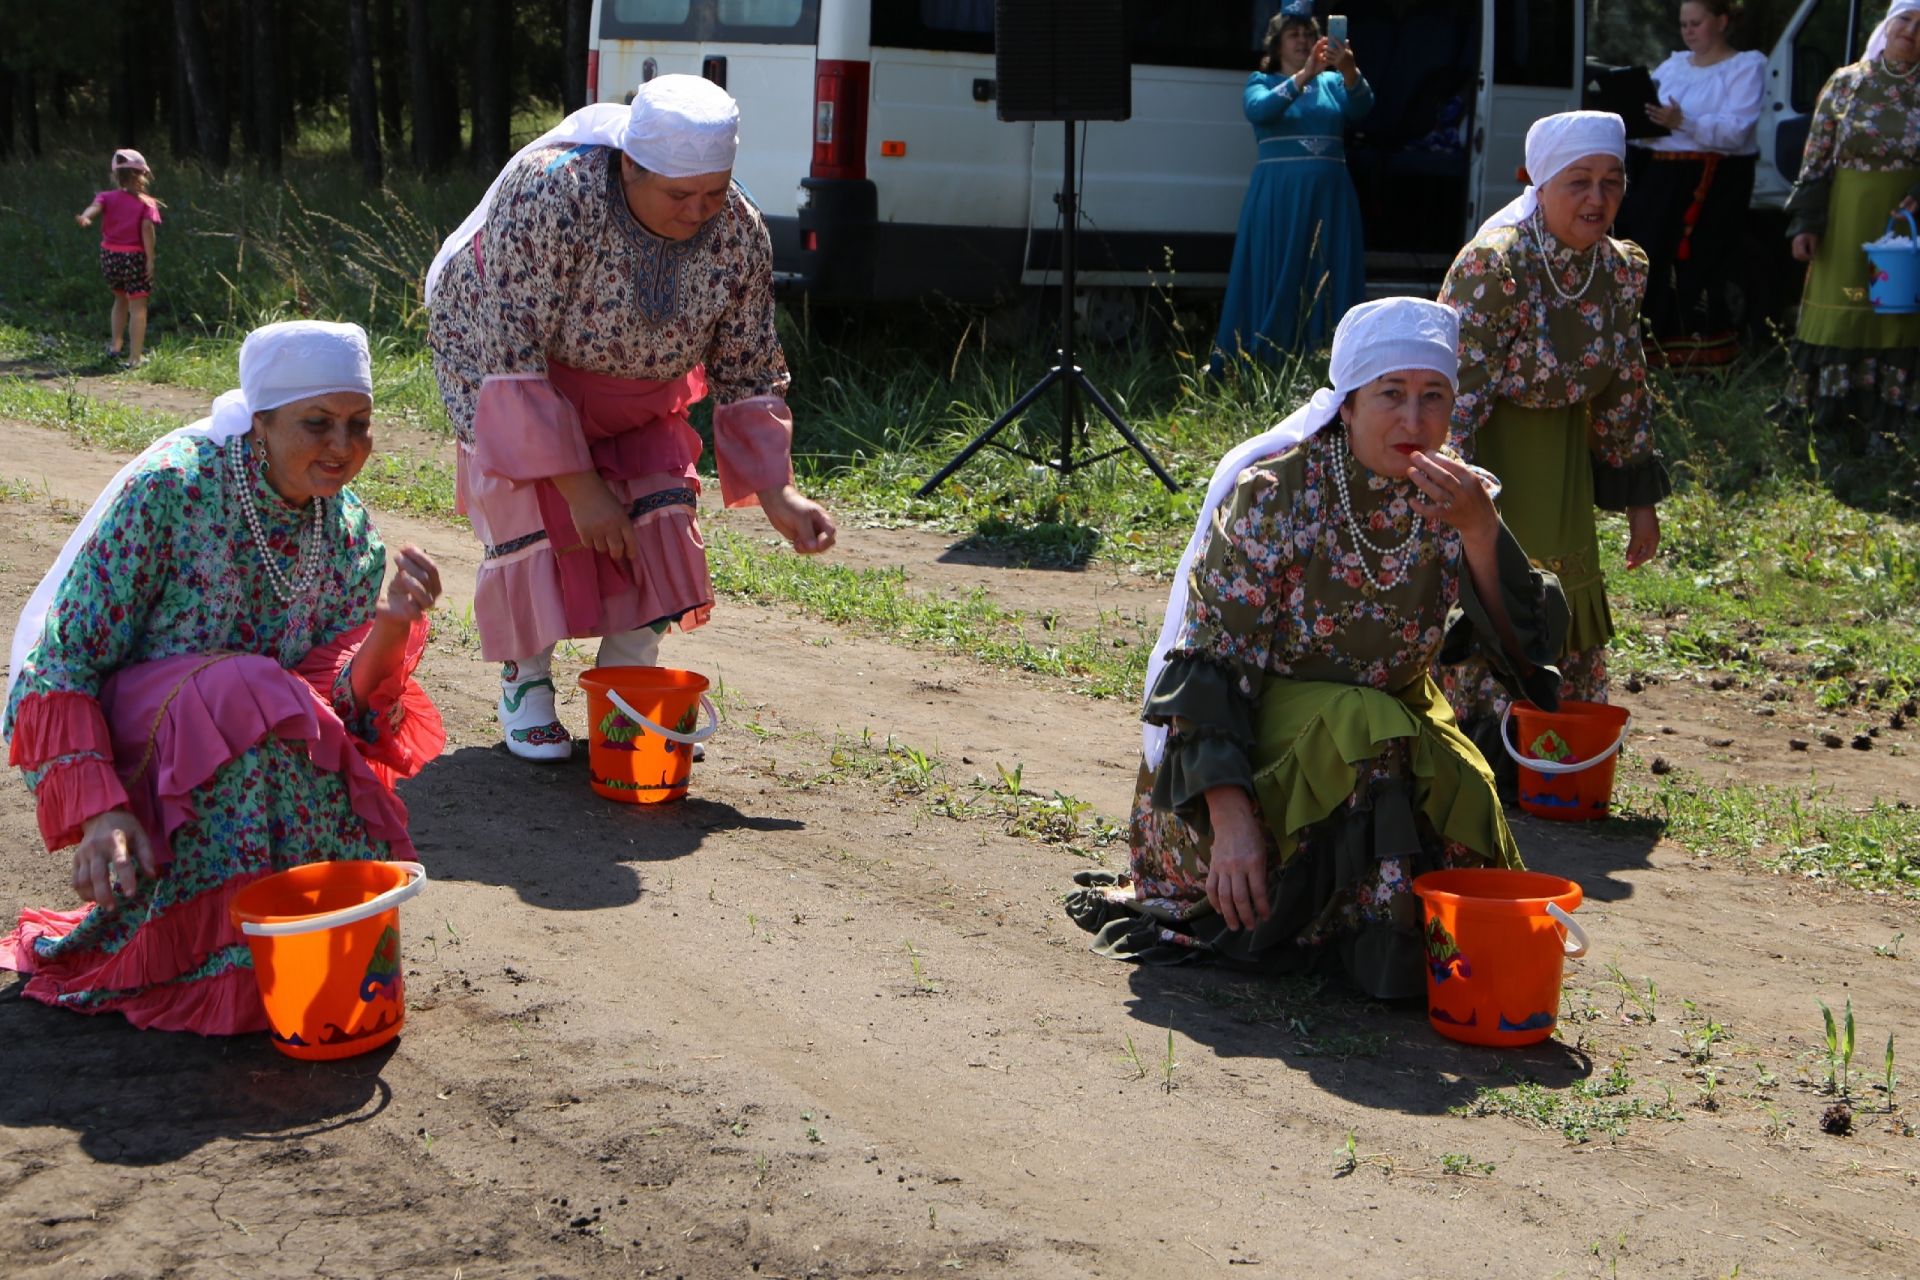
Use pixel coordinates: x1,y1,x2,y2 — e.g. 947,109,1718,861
2,411,1916,1279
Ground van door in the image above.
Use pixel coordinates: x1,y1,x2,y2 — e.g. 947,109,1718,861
1758,0,1864,205
1469,0,1585,234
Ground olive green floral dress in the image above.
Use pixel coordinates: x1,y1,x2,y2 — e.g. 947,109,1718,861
1781,57,1920,440
1068,428,1568,999
1435,224,1670,767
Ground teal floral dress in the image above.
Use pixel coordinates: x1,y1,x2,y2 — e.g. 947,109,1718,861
2,435,440,1034
1067,427,1568,998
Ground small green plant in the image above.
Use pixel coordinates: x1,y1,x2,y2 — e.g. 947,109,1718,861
1679,1018,1727,1065
903,941,939,993
1331,1130,1394,1177
1438,1152,1495,1177
996,761,1024,798
1119,1034,1147,1081
1605,962,1659,1023
1819,998,1858,1098
1885,1032,1899,1110
1161,1025,1179,1095
1873,932,1905,958
1696,1066,1722,1111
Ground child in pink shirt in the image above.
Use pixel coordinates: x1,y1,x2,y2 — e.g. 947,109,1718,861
75,150,163,367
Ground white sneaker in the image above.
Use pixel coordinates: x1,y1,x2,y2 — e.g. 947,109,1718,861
499,676,572,762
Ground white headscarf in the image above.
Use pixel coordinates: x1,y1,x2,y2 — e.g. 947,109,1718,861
1476,110,1627,237
5,321,374,715
424,75,740,301
1140,298,1462,768
1866,0,1920,61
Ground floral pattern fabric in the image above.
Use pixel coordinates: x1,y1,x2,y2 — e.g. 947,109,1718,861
1781,60,1920,437
426,144,789,443
1440,225,1656,471
3,435,422,1028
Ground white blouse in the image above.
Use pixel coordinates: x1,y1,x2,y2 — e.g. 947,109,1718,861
1635,49,1767,155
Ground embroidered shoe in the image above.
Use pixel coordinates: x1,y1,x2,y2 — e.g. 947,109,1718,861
499,676,572,762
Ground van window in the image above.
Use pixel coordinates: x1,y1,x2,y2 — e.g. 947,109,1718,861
1494,0,1577,86
870,1,995,53
602,0,818,42
871,2,1276,68
1792,0,1852,112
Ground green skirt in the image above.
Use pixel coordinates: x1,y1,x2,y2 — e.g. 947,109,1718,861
1797,166,1920,351
1475,400,1611,655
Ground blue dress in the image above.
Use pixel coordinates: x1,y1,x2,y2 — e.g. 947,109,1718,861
1212,70,1374,367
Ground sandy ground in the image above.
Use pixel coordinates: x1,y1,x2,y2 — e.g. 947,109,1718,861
1,401,1917,1279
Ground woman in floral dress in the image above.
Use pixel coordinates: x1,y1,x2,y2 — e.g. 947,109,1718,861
2,321,444,1034
1070,299,1568,998
1782,0,1920,449
1436,112,1670,776
426,74,835,762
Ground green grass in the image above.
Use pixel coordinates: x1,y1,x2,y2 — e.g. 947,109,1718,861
0,377,184,452
1454,1057,1683,1144
707,525,1149,698
1615,769,1920,895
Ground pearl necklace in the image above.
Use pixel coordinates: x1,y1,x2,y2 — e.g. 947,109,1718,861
1529,209,1600,302
1327,431,1423,589
1883,56,1920,83
227,434,326,606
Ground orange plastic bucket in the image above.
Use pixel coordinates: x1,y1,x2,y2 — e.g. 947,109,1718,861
576,665,718,804
1501,700,1632,822
229,860,427,1061
1411,868,1588,1047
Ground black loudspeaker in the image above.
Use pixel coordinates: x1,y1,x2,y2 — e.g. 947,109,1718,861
994,0,1131,123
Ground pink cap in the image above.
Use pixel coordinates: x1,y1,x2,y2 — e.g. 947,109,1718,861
111,148,149,173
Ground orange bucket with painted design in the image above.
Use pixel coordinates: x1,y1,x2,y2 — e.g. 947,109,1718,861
1412,868,1587,1047
576,666,718,804
1501,700,1632,822
229,860,427,1060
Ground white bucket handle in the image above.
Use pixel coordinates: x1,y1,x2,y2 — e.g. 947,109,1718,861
605,689,720,745
239,861,428,938
1546,902,1589,959
1498,703,1631,776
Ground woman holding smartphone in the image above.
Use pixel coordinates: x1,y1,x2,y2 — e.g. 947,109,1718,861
1211,3,1373,368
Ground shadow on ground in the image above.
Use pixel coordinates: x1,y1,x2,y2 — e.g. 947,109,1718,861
401,745,803,910
0,984,394,1166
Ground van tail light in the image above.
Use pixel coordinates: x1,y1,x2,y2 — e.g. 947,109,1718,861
587,50,600,103
811,59,870,181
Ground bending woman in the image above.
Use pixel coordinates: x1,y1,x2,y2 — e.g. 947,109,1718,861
1073,299,1568,999
426,74,836,762
1438,112,1670,776
2,320,444,1034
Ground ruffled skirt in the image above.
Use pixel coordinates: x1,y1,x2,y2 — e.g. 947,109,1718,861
1,654,422,1035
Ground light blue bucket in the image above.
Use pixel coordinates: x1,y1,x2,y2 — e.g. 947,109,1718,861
1865,211,1920,315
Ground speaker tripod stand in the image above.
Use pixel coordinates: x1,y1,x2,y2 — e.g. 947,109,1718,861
916,121,1178,497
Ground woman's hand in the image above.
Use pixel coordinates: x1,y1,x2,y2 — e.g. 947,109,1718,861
1331,38,1359,78
1203,786,1271,932
1625,505,1660,569
1404,449,1499,546
73,810,156,906
1901,195,1918,214
75,213,93,228
375,546,442,627
1792,232,1821,262
554,471,640,561
759,484,838,554
1296,38,1334,85
1646,98,1685,130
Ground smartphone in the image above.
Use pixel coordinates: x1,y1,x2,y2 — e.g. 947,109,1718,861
1327,14,1348,54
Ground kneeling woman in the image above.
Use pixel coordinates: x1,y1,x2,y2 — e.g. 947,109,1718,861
2,320,445,1034
1076,299,1567,999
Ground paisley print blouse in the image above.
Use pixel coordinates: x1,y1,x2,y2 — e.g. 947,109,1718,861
427,144,789,443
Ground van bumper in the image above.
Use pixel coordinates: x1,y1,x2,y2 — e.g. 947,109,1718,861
790,178,881,299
